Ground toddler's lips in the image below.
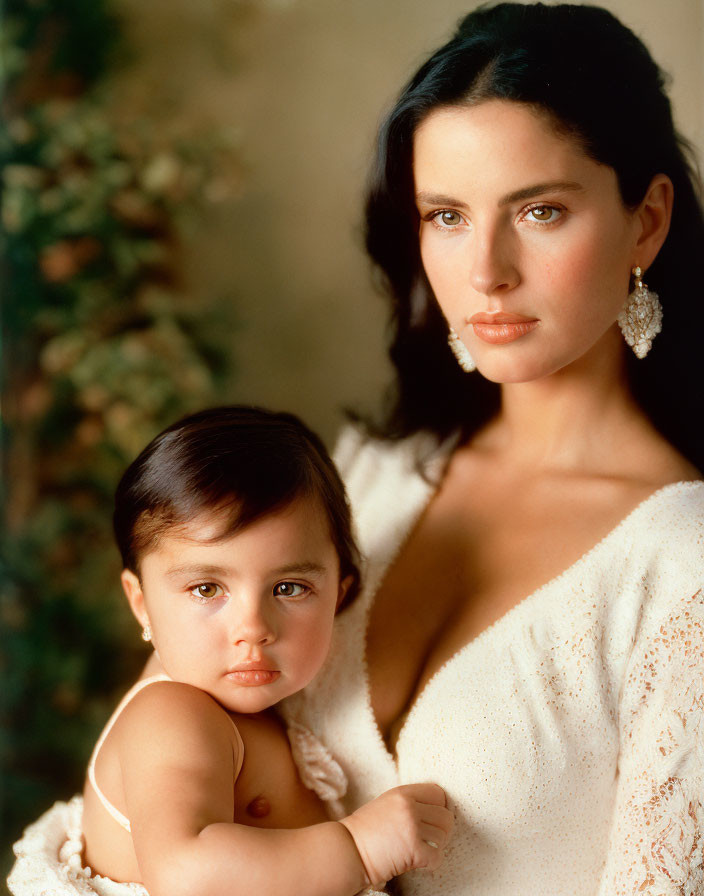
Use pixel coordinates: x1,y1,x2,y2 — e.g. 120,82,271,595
226,669,281,686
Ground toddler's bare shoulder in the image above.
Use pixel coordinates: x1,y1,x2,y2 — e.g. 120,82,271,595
117,680,238,765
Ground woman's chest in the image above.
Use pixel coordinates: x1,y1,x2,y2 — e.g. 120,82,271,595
231,713,329,828
391,645,622,896
394,626,620,793
367,495,631,748
312,596,624,825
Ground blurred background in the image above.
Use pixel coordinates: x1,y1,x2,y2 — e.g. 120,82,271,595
1,0,703,883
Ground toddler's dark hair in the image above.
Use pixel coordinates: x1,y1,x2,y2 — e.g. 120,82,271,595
113,406,360,608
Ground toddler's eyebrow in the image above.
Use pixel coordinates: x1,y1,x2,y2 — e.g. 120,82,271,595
165,564,231,580
269,562,327,577
164,562,328,580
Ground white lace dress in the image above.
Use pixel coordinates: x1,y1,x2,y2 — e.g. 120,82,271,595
283,427,704,896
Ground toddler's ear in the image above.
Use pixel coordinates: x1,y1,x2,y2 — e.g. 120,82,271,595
336,574,354,611
121,569,148,629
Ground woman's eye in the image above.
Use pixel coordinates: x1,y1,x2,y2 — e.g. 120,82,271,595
273,582,308,598
524,205,561,223
433,210,463,228
190,582,223,602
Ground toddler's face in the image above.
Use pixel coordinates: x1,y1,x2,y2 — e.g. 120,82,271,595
121,494,348,714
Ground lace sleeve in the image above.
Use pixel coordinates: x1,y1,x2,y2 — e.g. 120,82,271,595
597,588,704,895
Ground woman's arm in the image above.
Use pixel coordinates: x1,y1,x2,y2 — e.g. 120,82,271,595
596,587,704,894
118,681,452,896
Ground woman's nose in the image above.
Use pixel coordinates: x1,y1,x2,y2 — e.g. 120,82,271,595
229,597,276,647
467,227,519,296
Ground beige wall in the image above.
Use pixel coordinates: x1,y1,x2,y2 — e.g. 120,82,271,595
114,0,704,444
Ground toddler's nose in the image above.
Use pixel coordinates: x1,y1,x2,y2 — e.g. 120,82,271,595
230,598,275,647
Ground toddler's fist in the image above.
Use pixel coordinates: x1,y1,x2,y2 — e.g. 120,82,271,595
340,783,453,888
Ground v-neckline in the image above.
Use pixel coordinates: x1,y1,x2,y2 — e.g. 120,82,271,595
360,464,703,766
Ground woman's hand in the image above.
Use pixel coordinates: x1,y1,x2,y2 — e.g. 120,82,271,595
339,783,454,888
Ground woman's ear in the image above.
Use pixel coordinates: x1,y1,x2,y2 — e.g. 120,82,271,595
121,569,149,629
633,173,674,271
336,574,354,611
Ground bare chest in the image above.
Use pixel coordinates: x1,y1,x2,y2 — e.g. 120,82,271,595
231,712,329,828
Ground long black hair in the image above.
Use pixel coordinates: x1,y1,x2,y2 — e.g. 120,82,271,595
365,2,704,469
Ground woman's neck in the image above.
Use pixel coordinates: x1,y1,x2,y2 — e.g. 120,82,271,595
477,340,649,476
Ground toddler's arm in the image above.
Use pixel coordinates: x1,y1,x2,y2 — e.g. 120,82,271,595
340,783,452,888
118,682,452,896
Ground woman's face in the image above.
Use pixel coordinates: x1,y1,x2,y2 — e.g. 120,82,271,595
414,100,644,384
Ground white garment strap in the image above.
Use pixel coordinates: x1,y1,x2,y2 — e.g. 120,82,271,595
88,674,246,833
87,674,172,833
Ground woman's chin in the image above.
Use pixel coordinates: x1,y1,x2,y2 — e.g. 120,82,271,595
471,343,601,385
472,357,554,385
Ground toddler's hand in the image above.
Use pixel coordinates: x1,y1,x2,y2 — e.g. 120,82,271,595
339,783,453,888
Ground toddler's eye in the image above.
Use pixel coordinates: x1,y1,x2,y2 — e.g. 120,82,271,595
273,582,307,598
190,582,223,601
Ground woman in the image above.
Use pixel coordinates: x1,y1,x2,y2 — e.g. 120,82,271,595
286,4,704,894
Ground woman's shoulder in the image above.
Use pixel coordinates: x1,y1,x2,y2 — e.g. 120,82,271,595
332,424,456,553
610,480,704,625
631,479,704,540
604,479,704,576
333,423,456,493
334,422,428,471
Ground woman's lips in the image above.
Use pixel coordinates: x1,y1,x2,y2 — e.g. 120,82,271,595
468,312,539,345
226,669,280,686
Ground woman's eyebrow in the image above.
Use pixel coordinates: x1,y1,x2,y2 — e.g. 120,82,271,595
416,182,584,210
498,181,584,205
415,192,470,210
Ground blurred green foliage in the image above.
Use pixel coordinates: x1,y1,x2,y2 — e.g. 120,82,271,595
1,0,239,878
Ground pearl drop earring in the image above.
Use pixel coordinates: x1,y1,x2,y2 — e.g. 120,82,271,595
447,326,476,372
617,266,663,359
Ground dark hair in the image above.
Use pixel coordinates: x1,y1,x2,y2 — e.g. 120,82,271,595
113,406,361,608
365,2,704,468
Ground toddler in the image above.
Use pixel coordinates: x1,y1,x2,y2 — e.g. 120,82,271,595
9,406,453,896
